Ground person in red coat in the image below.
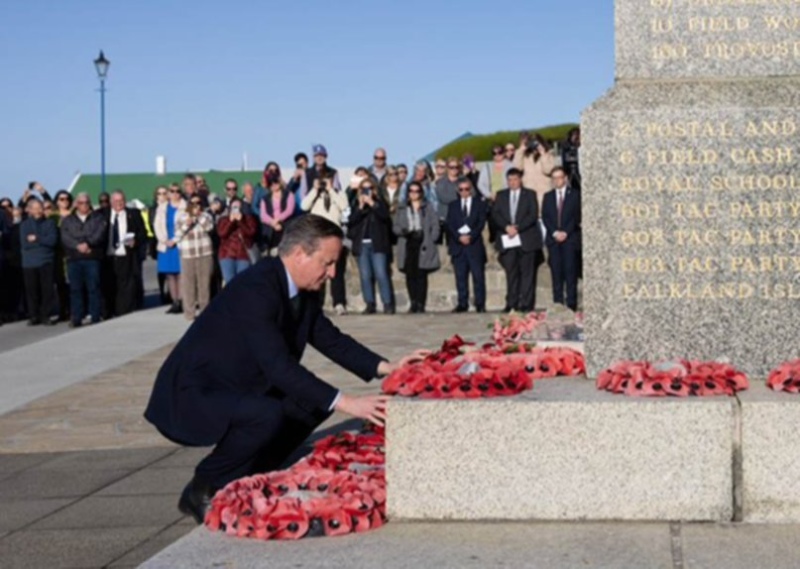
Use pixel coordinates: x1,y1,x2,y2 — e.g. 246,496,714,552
216,198,258,285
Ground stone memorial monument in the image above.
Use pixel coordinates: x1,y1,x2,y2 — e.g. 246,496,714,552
583,0,800,377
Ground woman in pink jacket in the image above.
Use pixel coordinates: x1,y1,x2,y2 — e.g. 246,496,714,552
258,175,295,255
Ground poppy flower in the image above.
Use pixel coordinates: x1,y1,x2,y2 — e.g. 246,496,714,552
269,499,310,540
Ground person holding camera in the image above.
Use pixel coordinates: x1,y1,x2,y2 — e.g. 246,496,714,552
348,178,394,314
18,182,52,209
217,198,258,286
393,181,440,314
513,132,556,211
175,196,215,321
301,176,350,315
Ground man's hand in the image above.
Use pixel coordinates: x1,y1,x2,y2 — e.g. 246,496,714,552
77,243,90,254
27,234,37,243
554,231,567,243
459,235,471,245
377,349,431,376
506,225,518,237
335,394,388,427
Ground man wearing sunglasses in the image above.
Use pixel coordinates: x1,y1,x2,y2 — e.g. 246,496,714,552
368,148,388,183
434,157,464,220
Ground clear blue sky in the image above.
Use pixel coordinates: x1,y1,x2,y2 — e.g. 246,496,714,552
0,0,614,199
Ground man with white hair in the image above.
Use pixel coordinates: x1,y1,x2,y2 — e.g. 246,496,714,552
61,193,107,327
102,190,146,318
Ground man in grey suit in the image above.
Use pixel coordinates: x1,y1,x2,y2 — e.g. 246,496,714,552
491,168,542,312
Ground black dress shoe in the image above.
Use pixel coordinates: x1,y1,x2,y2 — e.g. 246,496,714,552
362,303,376,315
28,319,41,326
476,306,486,313
178,477,216,525
451,306,468,313
502,306,513,314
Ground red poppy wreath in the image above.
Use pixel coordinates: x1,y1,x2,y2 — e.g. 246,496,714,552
381,335,586,399
597,360,749,397
205,427,386,540
767,360,800,393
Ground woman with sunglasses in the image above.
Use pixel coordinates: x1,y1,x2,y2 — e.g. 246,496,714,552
393,181,440,313
51,190,74,322
379,166,403,216
155,185,186,314
348,178,394,314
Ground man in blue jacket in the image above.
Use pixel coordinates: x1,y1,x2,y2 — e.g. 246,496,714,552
145,215,422,523
20,199,58,326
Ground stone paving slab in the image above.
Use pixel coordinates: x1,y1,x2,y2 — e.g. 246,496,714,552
0,306,191,418
682,524,800,569
28,495,186,530
0,497,76,532
142,522,674,569
0,526,162,569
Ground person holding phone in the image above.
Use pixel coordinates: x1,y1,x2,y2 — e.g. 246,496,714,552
217,198,258,285
348,179,394,314
513,132,556,211
301,175,350,315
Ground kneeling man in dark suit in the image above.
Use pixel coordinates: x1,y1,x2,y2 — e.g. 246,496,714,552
145,215,421,523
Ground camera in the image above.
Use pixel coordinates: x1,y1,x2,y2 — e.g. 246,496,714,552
319,180,328,191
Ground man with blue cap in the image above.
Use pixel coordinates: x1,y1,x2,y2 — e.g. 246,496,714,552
297,144,341,204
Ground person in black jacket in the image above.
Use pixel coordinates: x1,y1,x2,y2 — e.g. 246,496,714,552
144,215,423,524
492,168,543,312
446,179,489,313
60,193,107,327
348,178,395,314
102,191,147,318
542,167,581,311
20,199,58,325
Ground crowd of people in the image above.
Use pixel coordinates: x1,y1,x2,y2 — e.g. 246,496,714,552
0,128,582,327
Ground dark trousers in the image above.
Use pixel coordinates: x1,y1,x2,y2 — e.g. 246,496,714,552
23,263,55,323
329,247,348,307
548,242,579,311
195,395,326,490
453,252,486,309
103,254,139,318
404,234,429,310
499,248,539,311
54,256,69,320
67,259,102,324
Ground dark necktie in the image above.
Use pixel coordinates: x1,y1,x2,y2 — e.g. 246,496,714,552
557,191,564,227
112,213,120,250
290,294,303,320
462,199,468,218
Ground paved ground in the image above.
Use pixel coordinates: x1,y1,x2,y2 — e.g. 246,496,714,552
4,302,799,569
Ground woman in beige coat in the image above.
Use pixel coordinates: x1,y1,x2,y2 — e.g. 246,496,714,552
514,132,556,211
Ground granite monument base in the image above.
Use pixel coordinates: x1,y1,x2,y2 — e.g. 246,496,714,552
386,378,736,521
741,388,800,523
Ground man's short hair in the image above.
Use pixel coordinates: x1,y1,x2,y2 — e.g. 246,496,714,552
183,173,197,183
294,152,309,164
550,166,568,177
506,168,523,178
278,214,344,257
224,178,238,187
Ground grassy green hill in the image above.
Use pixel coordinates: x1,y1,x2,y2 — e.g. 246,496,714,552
435,123,578,161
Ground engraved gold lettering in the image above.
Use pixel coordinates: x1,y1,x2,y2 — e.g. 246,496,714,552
672,202,716,219
730,147,793,165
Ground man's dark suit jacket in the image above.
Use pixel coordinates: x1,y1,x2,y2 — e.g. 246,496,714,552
104,207,147,255
542,187,581,247
445,197,488,262
144,257,385,447
491,188,542,253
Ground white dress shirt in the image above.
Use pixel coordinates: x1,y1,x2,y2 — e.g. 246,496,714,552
108,209,128,257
